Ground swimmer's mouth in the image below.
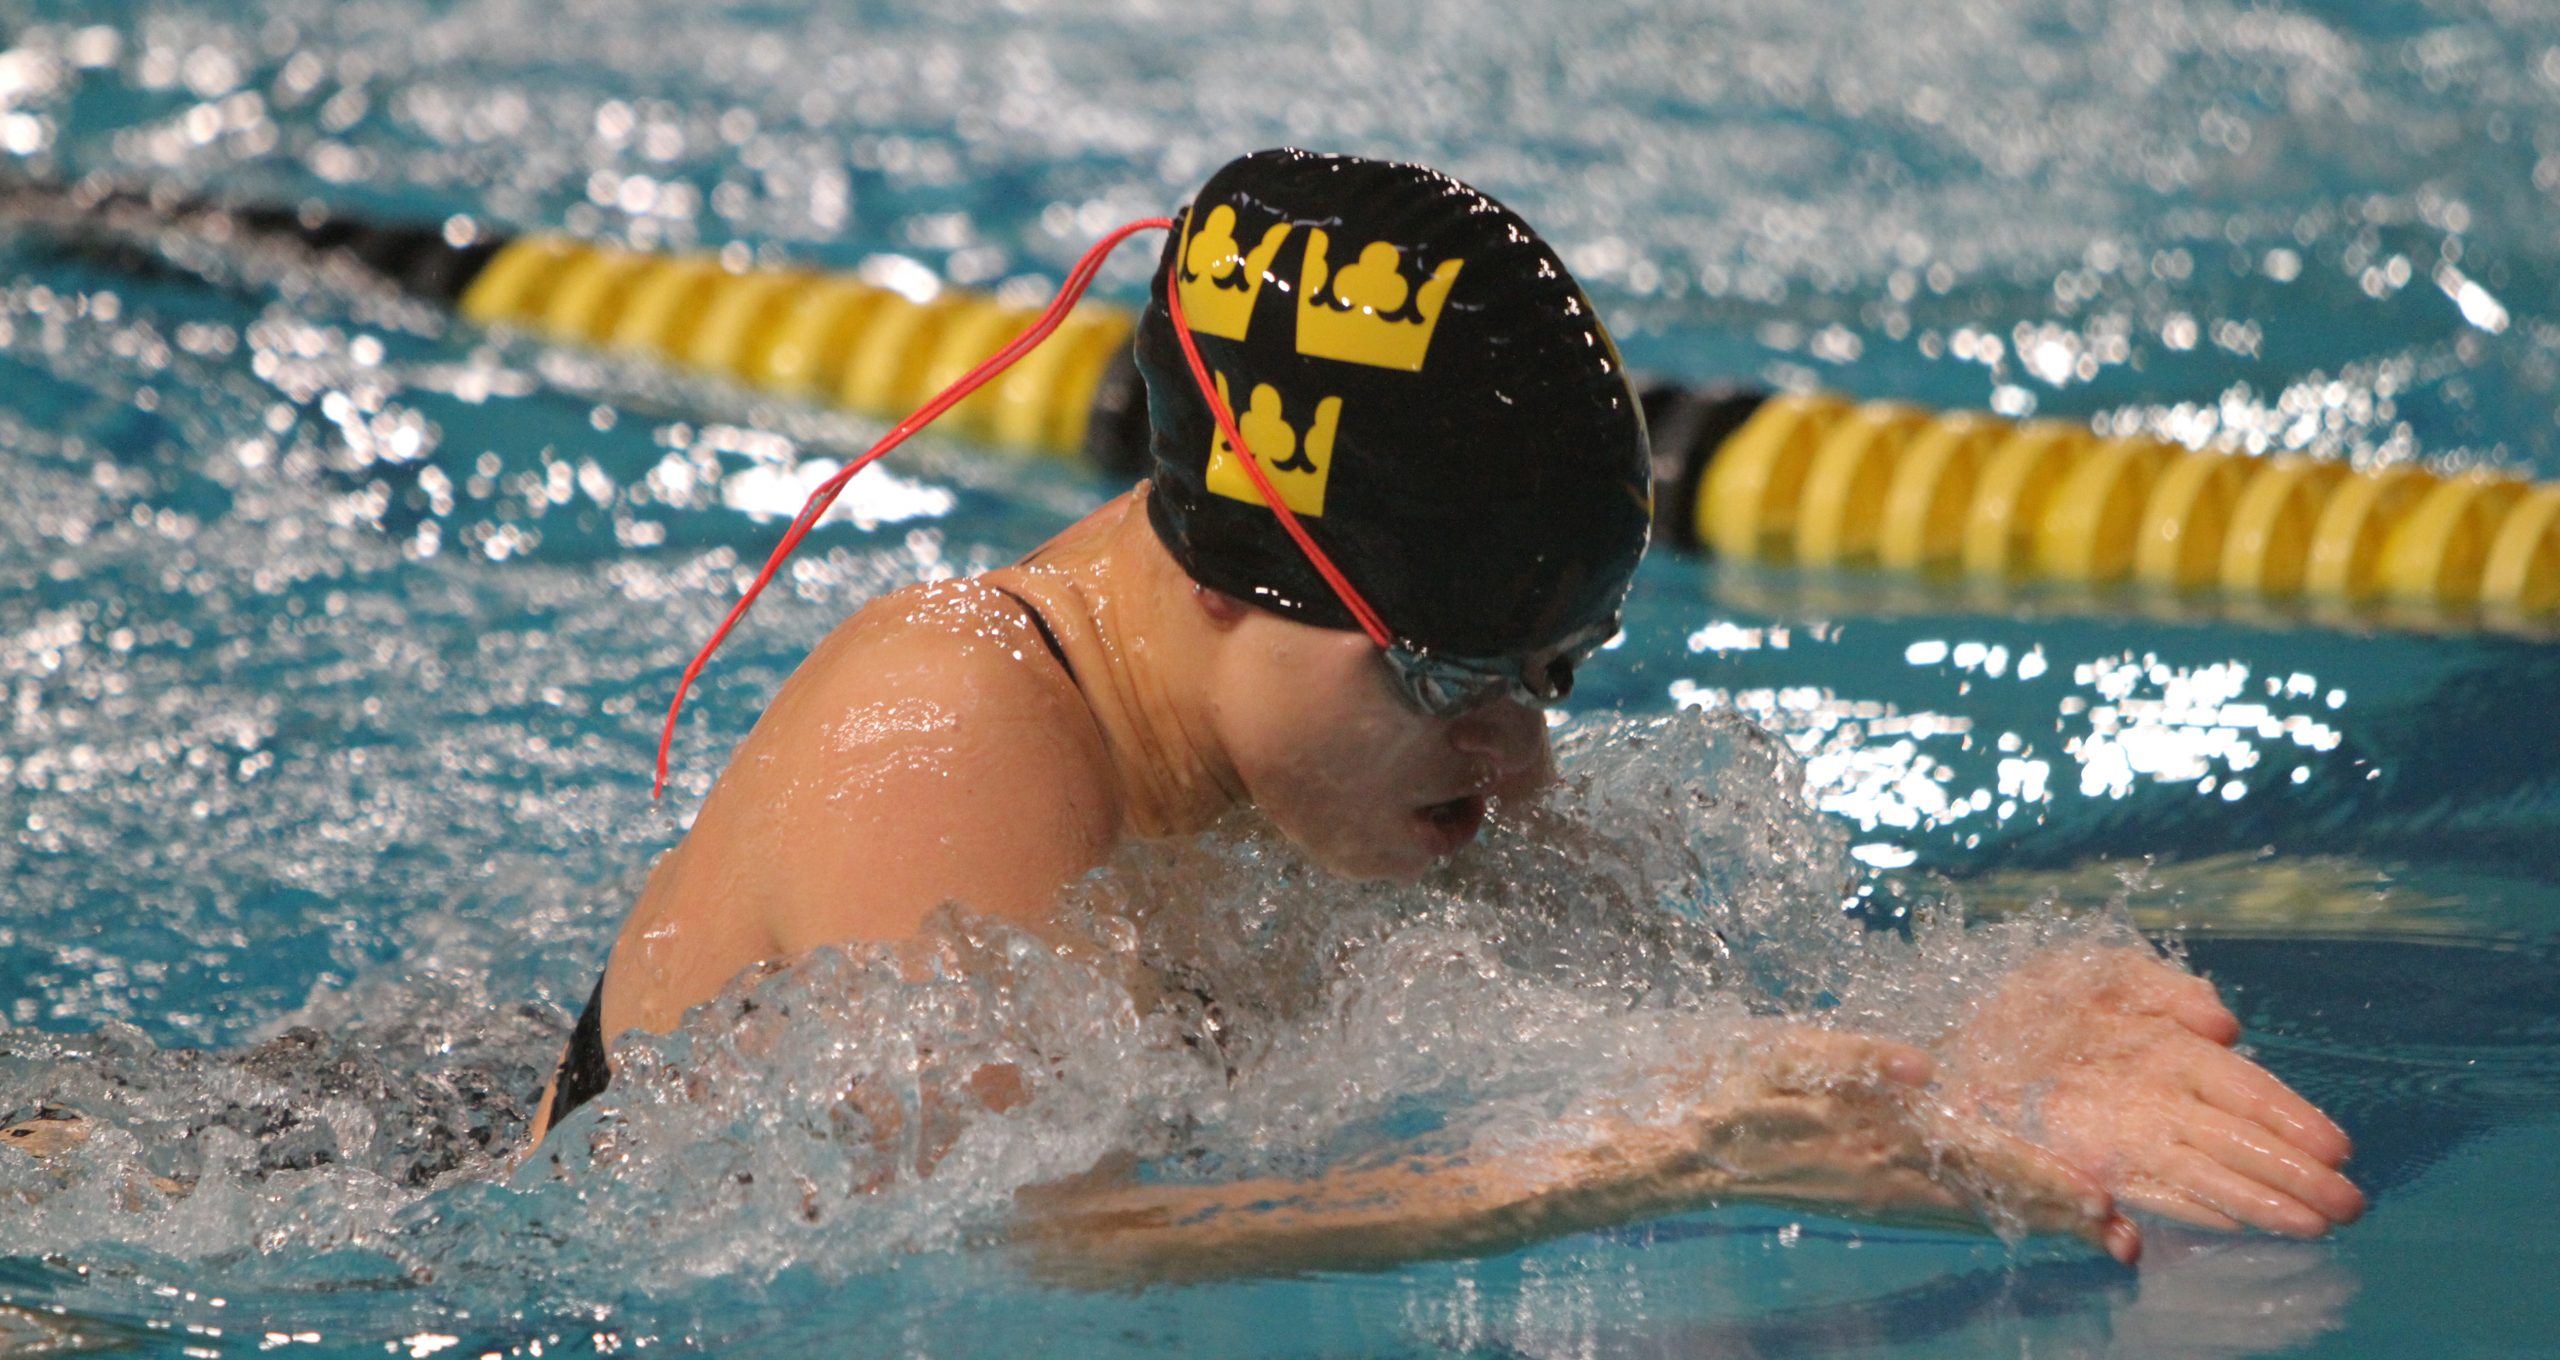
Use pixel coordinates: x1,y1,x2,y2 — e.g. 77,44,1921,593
1415,793,1488,854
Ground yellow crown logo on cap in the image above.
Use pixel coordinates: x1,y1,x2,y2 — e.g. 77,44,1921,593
1294,229,1462,372
1177,205,1293,342
1204,371,1342,517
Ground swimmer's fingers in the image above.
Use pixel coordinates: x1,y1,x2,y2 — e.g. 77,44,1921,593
1935,1115,2140,1265
2111,1178,2246,1232
2150,968,2242,1046
2191,1048,2353,1167
2149,1145,2338,1239
2178,1107,2366,1229
2102,951,2243,1044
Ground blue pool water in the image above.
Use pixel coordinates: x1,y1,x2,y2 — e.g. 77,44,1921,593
3,0,2558,1355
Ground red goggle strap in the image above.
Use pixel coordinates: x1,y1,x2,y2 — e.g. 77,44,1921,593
654,215,1394,798
1158,257,1395,650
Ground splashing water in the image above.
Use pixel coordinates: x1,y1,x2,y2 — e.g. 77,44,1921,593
1,709,2139,1316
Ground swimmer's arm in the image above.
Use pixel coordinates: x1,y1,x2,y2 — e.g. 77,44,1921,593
1012,1030,2133,1285
1012,1136,1711,1284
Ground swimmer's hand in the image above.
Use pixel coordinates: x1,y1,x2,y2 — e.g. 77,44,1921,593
1934,946,2364,1240
1010,1027,2135,1286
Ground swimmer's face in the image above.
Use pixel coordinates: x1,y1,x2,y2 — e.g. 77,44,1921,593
1204,603,1553,881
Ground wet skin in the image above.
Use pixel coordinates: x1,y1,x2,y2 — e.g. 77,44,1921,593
529,488,2361,1272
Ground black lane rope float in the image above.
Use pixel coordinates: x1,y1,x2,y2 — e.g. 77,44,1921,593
7,175,2557,632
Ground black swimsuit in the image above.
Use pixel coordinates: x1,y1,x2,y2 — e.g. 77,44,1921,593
546,975,612,1131
543,586,1081,1136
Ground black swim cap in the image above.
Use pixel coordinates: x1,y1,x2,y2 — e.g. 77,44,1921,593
1136,149,1651,659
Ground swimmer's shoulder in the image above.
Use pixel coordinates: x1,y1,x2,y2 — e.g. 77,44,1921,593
680,575,1122,951
753,575,1098,747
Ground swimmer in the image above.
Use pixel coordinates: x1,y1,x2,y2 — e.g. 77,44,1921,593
523,150,2363,1274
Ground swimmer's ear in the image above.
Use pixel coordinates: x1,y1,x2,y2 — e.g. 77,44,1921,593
1192,583,1252,628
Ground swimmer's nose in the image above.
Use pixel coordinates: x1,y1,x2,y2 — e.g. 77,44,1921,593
1447,698,1551,787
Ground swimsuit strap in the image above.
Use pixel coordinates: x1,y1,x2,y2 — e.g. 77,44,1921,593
990,585,1083,693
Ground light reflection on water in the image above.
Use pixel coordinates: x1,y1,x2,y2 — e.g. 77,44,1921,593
2066,652,2345,803
1662,616,2375,878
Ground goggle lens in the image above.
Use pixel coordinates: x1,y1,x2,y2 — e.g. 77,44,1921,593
1381,618,1615,719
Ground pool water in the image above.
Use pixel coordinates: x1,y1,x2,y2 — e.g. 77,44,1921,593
3,0,2558,1355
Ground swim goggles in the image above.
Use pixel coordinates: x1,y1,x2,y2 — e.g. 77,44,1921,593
1380,613,1620,718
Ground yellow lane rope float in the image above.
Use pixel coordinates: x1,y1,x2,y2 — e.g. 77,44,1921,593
1659,387,2560,630
6,177,2555,633
456,234,1130,464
